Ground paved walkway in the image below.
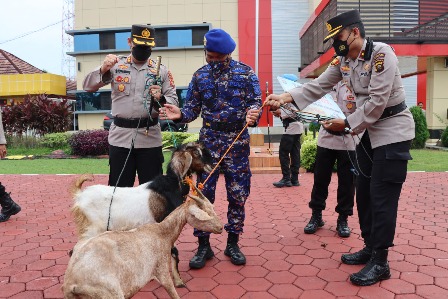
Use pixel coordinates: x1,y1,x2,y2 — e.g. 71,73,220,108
1,172,448,299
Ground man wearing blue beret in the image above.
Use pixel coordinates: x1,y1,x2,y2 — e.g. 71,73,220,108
161,28,262,268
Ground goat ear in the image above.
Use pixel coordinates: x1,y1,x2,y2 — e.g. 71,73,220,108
172,152,193,178
188,204,212,221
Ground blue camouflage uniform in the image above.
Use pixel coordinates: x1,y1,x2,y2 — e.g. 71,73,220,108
180,59,262,236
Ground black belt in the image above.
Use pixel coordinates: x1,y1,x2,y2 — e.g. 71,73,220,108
114,117,158,128
379,101,407,119
203,120,245,132
282,118,297,129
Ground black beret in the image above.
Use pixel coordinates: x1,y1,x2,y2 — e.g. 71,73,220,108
323,10,362,43
131,25,155,47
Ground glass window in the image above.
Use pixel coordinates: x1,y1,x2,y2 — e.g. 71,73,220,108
192,27,209,46
74,34,99,52
100,32,116,50
168,29,193,47
116,32,131,50
155,29,168,47
76,92,111,111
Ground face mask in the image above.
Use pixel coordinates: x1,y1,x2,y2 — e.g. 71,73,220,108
132,45,152,62
332,31,353,57
207,56,231,72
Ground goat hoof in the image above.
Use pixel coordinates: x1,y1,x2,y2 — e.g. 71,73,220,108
68,249,73,257
175,282,186,288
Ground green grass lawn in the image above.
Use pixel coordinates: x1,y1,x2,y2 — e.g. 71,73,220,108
0,149,446,174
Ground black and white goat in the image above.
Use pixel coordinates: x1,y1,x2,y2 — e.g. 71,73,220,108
70,142,212,287
63,185,223,299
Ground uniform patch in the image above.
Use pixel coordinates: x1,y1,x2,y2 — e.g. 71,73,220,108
123,77,130,83
168,71,175,88
118,84,125,92
115,69,131,74
118,64,128,69
341,65,350,72
116,76,123,82
126,56,132,63
346,102,354,109
375,60,384,73
364,63,371,71
330,57,340,66
347,94,355,101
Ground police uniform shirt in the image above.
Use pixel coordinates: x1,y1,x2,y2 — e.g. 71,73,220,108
83,56,178,149
280,105,304,135
288,39,415,149
0,112,6,145
317,81,358,151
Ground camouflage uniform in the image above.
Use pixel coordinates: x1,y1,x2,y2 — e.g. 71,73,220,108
180,59,262,236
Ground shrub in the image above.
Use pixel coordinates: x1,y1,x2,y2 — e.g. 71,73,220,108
68,130,109,156
181,133,200,144
161,132,196,148
441,126,448,147
409,106,429,149
40,132,71,149
300,137,318,172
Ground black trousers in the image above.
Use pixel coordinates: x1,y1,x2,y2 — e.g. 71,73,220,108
355,132,411,249
108,145,164,187
279,134,301,178
309,146,355,215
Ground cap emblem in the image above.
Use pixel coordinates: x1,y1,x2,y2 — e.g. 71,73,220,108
326,23,332,32
141,28,151,38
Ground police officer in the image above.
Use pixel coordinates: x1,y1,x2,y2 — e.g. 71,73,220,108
0,110,21,222
304,81,357,238
271,102,303,188
161,28,262,268
83,25,179,187
265,10,415,286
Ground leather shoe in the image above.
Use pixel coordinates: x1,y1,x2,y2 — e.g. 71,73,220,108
304,210,324,234
350,249,391,286
341,246,372,265
336,215,350,238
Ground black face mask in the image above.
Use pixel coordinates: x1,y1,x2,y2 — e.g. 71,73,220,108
132,45,152,61
332,31,353,57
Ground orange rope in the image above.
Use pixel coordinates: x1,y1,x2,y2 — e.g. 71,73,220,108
198,101,268,190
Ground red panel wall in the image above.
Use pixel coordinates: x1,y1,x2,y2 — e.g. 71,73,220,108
238,0,272,126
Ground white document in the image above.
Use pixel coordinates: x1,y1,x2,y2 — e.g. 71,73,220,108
276,76,345,119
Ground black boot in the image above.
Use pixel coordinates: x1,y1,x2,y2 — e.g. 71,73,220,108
273,177,292,188
304,210,324,234
290,174,300,186
0,184,21,223
189,236,214,269
336,214,350,238
224,233,246,265
350,249,391,286
341,246,372,265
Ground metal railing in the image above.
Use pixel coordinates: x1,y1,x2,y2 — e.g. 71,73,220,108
300,0,448,69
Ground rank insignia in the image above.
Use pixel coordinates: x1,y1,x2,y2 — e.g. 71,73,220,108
364,63,371,71
330,57,340,66
118,64,128,69
341,65,350,72
123,77,130,83
118,84,125,92
346,102,354,109
116,76,123,82
126,56,132,63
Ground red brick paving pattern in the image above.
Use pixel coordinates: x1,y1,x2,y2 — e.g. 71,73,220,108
0,172,447,298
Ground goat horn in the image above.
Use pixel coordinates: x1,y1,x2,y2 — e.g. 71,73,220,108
187,194,205,208
190,184,207,201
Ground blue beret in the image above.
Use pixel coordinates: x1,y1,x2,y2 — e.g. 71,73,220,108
204,29,236,54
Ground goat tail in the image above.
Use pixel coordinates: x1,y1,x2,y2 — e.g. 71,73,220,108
70,174,94,197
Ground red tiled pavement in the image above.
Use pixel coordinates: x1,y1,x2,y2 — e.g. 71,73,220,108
0,172,448,298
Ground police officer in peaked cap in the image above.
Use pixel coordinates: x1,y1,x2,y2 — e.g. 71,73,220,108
264,9,415,286
83,24,179,187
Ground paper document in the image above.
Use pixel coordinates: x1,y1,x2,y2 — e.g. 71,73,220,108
276,76,345,119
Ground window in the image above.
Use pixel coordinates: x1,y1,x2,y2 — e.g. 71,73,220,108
100,32,116,50
168,29,192,47
74,34,99,52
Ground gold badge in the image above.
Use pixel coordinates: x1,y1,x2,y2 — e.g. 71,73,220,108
141,28,151,38
330,57,340,66
364,63,371,71
118,64,128,69
118,84,125,92
346,102,354,109
326,23,332,32
375,61,384,73
123,77,130,83
341,65,350,72
339,44,346,52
